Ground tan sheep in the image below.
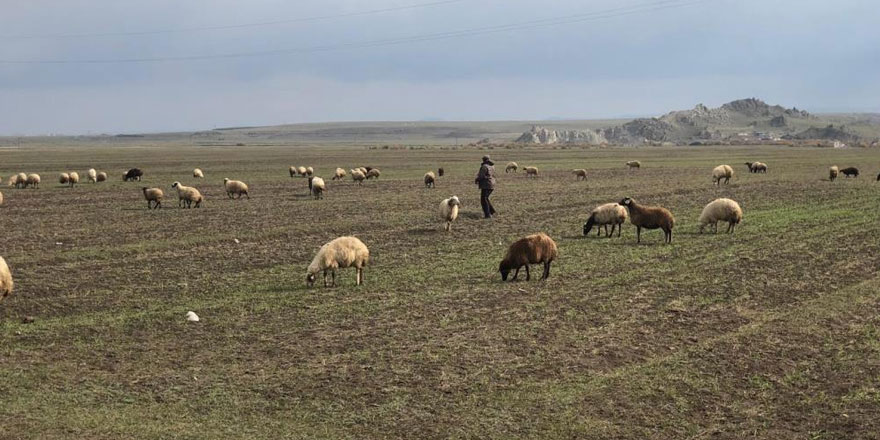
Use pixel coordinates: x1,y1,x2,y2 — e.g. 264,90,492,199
193,168,204,178
499,232,558,281
524,166,538,177
626,160,641,170
572,169,587,181
171,181,203,208
699,198,742,234
505,162,518,173
0,256,12,303
438,196,461,231
332,168,346,180
289,166,297,177
424,171,436,188
351,169,366,185
366,168,381,180
223,178,249,199
25,173,41,188
10,173,27,189
829,166,839,182
96,171,107,182
297,166,307,176
59,173,70,185
712,165,734,185
306,166,314,176
357,167,368,175
142,187,164,209
311,177,325,200
583,203,628,238
306,236,370,287
68,172,80,187
0,191,3,206
87,168,97,183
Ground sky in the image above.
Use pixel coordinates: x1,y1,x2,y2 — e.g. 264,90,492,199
0,0,877,135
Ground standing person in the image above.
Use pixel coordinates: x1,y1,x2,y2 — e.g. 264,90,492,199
475,155,497,219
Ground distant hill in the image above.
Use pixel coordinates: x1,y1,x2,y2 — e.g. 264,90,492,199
517,98,877,145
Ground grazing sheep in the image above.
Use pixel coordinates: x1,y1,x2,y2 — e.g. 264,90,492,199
171,181,203,208
306,166,314,177
499,232,558,281
58,173,70,185
524,166,538,177
25,173,41,188
96,171,107,182
505,162,518,173
223,178,249,199
364,166,374,173
311,177,325,200
351,170,366,185
424,171,436,188
626,160,641,170
829,166,839,181
87,168,97,183
0,191,3,206
438,196,461,231
712,165,734,185
332,168,346,180
297,166,307,176
841,167,859,178
193,168,204,178
289,166,297,177
68,172,80,187
572,169,587,181
10,173,27,189
0,256,12,303
583,203,629,238
366,169,381,180
123,168,143,182
357,167,368,175
619,197,675,244
699,198,743,234
306,236,370,287
142,187,164,209
438,167,444,177
745,162,768,173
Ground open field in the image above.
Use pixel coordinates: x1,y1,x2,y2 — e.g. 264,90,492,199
2,143,880,439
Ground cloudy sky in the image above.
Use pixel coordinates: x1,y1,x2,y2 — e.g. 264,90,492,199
0,0,877,134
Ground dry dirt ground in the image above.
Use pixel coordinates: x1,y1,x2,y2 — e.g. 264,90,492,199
2,144,880,439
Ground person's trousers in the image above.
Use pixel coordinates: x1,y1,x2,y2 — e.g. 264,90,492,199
480,188,496,218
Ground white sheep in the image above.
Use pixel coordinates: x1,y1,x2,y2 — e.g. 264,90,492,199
87,168,97,183
25,173,41,189
10,173,27,189
193,168,204,178
366,169,381,179
0,191,4,206
311,177,325,200
59,173,70,185
583,202,629,238
223,178,249,199
297,166,307,176
572,169,587,181
424,171,436,188
68,172,80,187
332,168,346,180
626,160,641,170
438,196,461,231
306,236,370,287
0,256,12,303
829,166,839,182
505,162,518,173
306,166,314,176
351,170,366,185
699,198,742,234
712,165,734,185
171,181,203,208
96,171,108,182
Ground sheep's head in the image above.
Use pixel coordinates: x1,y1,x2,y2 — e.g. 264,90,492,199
499,263,511,281
583,216,595,236
448,196,461,207
171,181,180,189
306,273,317,287
619,197,634,207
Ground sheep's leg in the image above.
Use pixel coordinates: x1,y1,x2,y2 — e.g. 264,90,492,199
322,270,328,287
331,270,336,287
156,201,161,209
512,267,519,281
245,192,249,199
617,223,622,237
636,226,641,243
525,265,531,281
542,261,551,280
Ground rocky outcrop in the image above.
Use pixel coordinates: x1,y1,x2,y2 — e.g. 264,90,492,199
516,126,607,144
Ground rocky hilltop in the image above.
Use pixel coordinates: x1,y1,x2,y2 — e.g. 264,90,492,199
516,98,864,145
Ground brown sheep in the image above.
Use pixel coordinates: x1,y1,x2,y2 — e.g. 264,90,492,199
619,197,674,244
499,232,558,281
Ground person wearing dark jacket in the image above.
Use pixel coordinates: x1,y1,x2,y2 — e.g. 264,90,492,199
475,155,497,219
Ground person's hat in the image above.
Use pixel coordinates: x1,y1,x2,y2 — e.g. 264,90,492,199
481,155,490,162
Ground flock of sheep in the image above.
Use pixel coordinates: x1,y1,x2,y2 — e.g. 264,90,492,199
0,156,869,302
